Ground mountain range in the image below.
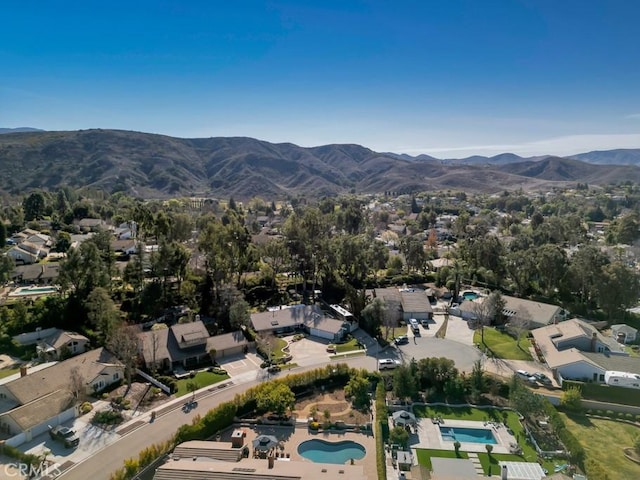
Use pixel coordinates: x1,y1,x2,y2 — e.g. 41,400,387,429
0,128,638,199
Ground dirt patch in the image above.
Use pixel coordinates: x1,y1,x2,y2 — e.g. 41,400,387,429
105,381,170,412
295,389,370,425
0,354,22,370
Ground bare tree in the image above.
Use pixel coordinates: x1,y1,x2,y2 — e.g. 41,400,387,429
107,323,141,389
472,291,505,345
508,308,532,349
69,367,86,401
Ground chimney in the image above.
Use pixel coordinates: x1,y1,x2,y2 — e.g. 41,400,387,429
501,464,508,480
267,455,275,469
20,366,28,377
591,332,598,352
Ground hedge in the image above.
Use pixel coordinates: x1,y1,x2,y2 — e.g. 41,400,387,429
375,381,388,480
542,398,585,467
562,380,640,407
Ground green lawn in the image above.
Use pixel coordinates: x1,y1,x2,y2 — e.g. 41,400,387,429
175,371,230,397
415,449,468,469
335,337,362,353
561,413,640,479
474,327,532,360
0,367,20,379
384,325,408,341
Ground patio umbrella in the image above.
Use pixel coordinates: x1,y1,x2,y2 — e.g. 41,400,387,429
252,435,279,452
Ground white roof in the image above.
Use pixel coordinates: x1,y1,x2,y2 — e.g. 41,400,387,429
498,461,546,480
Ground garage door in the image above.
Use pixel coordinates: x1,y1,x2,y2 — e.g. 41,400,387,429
309,328,334,340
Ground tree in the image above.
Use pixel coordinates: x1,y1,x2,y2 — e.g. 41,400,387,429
344,373,370,410
560,386,583,413
69,367,86,401
59,241,111,298
0,255,14,285
454,440,461,456
255,382,295,416
485,444,493,455
508,375,544,416
568,245,609,307
186,380,199,402
508,308,531,349
596,261,640,320
55,231,72,253
469,359,485,401
389,426,410,449
417,357,458,393
361,298,387,337
0,221,5,247
229,297,251,329
393,364,417,402
84,287,120,342
107,323,140,388
473,291,505,344
22,192,46,221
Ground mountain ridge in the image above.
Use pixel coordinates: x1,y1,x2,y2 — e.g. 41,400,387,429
0,129,638,198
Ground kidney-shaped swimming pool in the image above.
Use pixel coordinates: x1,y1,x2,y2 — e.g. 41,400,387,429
297,439,366,464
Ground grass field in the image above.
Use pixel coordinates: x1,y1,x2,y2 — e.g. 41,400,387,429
175,371,229,397
0,367,19,379
474,327,532,360
561,413,640,479
384,325,408,341
335,337,362,353
415,449,469,469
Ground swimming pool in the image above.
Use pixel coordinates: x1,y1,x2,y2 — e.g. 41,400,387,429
462,291,479,300
9,286,59,297
439,426,496,444
297,439,366,464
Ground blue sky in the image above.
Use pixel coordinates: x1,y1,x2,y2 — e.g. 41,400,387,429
2,0,640,157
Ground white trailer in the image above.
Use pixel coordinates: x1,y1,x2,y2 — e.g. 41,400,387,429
604,371,640,389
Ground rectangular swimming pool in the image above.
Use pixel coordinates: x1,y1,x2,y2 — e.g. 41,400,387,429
439,426,497,444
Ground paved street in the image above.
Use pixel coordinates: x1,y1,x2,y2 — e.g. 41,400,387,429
390,336,483,374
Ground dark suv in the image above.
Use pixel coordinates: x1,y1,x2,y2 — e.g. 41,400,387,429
49,425,80,448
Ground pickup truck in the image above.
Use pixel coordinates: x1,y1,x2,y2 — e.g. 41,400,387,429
49,425,80,448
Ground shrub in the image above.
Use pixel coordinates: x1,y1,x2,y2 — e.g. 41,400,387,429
626,413,634,421
93,409,124,425
80,402,93,414
308,421,320,431
605,410,615,417
560,387,583,413
634,436,640,456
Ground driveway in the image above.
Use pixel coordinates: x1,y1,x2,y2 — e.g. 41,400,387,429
286,336,331,367
444,315,476,345
218,353,261,383
390,336,482,374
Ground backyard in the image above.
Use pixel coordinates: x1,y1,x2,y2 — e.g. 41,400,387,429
413,404,555,474
561,413,640,479
474,327,532,360
0,367,19,379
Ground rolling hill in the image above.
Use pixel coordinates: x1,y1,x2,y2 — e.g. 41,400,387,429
0,129,638,199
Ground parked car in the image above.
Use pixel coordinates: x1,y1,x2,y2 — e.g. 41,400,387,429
533,372,552,385
394,335,409,345
49,425,80,448
378,358,401,370
516,370,537,384
420,319,430,328
267,365,281,374
326,345,337,353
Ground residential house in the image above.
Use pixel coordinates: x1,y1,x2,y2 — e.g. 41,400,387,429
77,218,107,232
13,328,89,360
5,241,45,264
36,331,90,360
367,287,403,323
501,295,566,329
399,289,433,321
139,321,249,372
250,305,347,341
611,324,638,344
112,238,137,255
0,347,123,446
11,263,60,285
531,318,640,383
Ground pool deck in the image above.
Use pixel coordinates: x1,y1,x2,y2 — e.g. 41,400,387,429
409,418,518,454
219,423,378,480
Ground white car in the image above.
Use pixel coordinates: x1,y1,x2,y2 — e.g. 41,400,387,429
378,358,401,370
